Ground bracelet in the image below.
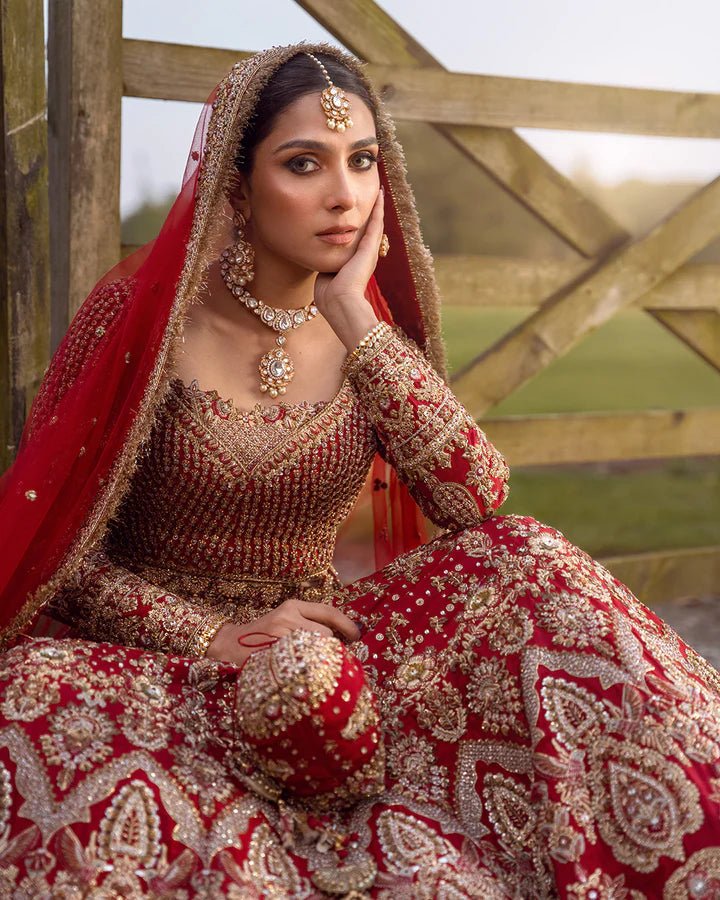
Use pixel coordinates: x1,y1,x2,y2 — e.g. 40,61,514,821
341,321,391,376
185,612,230,658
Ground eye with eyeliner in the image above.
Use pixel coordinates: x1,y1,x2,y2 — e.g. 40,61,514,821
285,151,378,175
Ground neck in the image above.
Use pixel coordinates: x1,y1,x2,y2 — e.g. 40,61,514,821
246,261,317,311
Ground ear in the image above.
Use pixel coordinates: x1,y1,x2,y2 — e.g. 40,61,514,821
228,172,252,222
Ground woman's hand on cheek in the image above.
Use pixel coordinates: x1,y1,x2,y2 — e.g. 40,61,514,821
313,187,384,350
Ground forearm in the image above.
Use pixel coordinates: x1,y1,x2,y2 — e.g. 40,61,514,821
48,546,229,657
342,321,510,528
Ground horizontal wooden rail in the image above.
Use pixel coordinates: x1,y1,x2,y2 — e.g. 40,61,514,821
119,243,720,315
122,38,720,138
435,258,720,311
483,408,720,466
598,545,720,606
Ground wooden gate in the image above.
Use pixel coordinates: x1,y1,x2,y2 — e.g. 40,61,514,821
2,0,719,600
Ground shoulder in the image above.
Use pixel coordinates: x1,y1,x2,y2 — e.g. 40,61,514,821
58,275,137,373
69,275,137,338
28,276,137,432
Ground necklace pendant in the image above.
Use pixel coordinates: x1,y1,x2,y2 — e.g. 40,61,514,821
259,347,294,398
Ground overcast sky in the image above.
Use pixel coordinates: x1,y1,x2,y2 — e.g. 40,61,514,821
119,0,720,216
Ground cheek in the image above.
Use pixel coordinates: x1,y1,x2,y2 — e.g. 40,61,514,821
359,175,381,221
254,183,314,239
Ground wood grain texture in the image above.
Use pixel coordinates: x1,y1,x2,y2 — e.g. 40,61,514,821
651,309,720,372
122,39,253,103
0,0,50,468
434,257,720,312
598,546,720,606
484,408,720,466
48,0,122,334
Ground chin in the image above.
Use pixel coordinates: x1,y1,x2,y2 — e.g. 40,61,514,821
311,250,354,275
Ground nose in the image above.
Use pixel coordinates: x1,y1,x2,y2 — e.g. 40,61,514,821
326,164,355,211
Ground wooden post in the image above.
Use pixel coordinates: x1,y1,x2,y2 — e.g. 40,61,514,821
0,0,50,470
48,0,122,348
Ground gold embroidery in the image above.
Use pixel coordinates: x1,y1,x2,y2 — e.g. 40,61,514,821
344,324,509,529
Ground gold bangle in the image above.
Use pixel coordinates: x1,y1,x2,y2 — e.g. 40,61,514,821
185,613,229,658
341,321,390,375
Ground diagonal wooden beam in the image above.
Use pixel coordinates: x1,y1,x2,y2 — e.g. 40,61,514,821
295,0,622,258
296,0,720,376
450,176,720,417
651,310,720,371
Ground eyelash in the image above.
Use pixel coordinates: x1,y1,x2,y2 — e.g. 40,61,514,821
285,151,379,175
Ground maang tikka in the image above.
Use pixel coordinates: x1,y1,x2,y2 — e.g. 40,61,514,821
304,51,353,132
220,211,319,398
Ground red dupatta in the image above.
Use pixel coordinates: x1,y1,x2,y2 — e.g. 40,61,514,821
0,42,447,649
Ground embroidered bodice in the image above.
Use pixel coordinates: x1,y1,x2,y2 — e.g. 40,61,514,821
48,323,510,657
105,374,377,599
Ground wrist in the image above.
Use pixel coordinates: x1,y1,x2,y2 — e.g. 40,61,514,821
341,321,392,377
205,622,239,660
325,294,379,351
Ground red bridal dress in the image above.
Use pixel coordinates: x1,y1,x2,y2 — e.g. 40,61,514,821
2,306,720,897
1,43,720,899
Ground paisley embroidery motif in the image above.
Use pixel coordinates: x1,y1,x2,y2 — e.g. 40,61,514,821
593,739,703,871
541,676,608,748
483,773,536,851
98,779,162,867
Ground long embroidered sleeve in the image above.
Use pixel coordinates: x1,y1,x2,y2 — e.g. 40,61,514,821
47,545,230,657
342,322,510,530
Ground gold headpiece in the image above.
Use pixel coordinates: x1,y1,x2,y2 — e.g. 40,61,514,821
304,52,353,132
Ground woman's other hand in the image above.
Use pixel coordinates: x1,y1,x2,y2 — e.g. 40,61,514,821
313,187,384,350
205,597,362,666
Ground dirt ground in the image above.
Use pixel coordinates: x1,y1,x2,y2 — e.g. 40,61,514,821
652,595,720,671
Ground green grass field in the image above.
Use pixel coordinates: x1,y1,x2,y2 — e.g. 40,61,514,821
441,308,720,557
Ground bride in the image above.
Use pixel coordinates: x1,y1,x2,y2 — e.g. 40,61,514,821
1,42,719,898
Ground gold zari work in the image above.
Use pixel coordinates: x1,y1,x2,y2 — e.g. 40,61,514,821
3,252,720,895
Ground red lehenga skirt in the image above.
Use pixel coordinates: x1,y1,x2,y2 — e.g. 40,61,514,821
1,514,720,898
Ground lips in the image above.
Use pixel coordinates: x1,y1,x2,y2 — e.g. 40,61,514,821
317,226,358,236
316,227,358,246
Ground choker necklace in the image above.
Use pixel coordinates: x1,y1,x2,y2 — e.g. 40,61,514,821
220,274,318,398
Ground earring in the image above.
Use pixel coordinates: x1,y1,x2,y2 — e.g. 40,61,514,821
221,211,255,288
378,234,390,258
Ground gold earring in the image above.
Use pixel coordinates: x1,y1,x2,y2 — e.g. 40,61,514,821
220,211,255,289
378,234,390,258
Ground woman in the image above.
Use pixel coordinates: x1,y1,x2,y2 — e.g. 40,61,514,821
0,42,719,898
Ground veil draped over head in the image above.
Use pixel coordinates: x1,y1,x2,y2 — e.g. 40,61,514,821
0,42,448,649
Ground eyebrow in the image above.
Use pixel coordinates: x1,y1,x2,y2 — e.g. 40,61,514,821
272,136,379,154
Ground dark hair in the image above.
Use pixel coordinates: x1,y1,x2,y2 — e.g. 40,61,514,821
235,53,377,174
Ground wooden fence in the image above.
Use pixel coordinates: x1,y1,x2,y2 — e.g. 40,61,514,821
2,0,719,601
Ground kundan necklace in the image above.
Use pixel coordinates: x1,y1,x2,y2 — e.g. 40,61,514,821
220,262,318,398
